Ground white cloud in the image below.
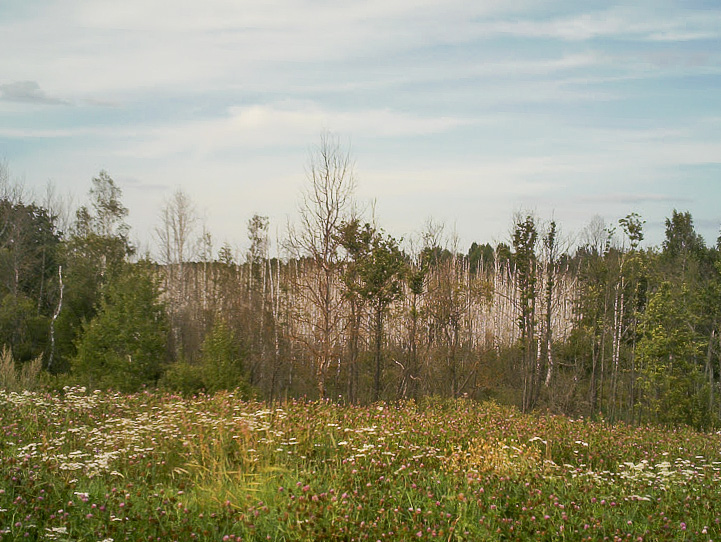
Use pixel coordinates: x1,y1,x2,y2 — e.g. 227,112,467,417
475,6,721,42
1,0,719,253
0,0,530,98
0,81,68,105
111,102,473,159
576,193,689,205
2,1,717,105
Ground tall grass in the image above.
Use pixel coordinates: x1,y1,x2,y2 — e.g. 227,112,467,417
1,390,720,540
0,348,42,392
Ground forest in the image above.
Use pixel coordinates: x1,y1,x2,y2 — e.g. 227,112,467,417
1,135,720,431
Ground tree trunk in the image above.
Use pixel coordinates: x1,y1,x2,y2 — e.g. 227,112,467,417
374,305,383,402
47,265,63,371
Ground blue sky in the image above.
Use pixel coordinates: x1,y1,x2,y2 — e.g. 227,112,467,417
1,0,720,256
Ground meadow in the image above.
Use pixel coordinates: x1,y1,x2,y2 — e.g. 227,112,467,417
1,388,720,541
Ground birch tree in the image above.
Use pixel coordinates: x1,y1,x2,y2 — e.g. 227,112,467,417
155,188,198,360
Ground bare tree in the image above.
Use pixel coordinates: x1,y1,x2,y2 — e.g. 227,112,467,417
155,188,198,360
286,132,356,398
42,181,74,239
246,214,271,387
0,159,27,205
156,188,197,267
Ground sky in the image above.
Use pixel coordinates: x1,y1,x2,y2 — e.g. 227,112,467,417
1,0,721,257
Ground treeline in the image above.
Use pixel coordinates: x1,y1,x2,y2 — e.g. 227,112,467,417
1,138,720,429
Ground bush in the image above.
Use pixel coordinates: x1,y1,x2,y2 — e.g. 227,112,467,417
161,319,253,398
199,319,252,396
160,360,205,396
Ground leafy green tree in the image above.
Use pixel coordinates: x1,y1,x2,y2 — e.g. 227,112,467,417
636,282,708,427
337,220,371,403
0,200,60,362
659,210,718,424
618,212,644,250
199,319,251,396
162,319,252,397
68,171,133,279
54,171,134,371
72,262,168,392
609,214,648,423
339,220,405,401
702,257,721,420
400,258,427,400
0,201,60,306
512,214,539,412
0,294,48,362
467,242,494,274
662,210,705,270
74,170,131,243
572,228,615,416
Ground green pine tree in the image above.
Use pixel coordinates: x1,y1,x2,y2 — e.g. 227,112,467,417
72,261,168,392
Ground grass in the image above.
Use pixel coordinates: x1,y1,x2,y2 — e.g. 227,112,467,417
1,387,720,541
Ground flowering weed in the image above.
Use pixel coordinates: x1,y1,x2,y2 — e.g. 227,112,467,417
1,390,720,540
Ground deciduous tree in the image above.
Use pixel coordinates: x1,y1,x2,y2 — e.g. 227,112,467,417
286,132,356,398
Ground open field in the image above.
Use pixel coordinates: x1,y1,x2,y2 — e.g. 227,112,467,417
1,388,720,541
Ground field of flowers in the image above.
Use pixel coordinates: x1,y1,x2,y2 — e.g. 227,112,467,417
1,388,720,541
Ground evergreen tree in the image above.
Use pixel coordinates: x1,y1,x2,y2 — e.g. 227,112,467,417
199,318,251,396
72,262,168,392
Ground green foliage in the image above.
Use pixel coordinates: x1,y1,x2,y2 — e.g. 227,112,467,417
73,170,131,244
159,357,206,396
467,241,494,274
512,214,538,339
339,220,405,312
72,262,168,392
0,200,60,363
662,209,705,262
339,220,405,400
619,212,645,250
636,282,709,426
419,245,454,267
494,242,512,269
512,214,541,412
407,264,426,297
162,319,252,397
0,293,49,362
0,200,60,308
54,171,135,372
4,165,721,431
199,319,252,396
